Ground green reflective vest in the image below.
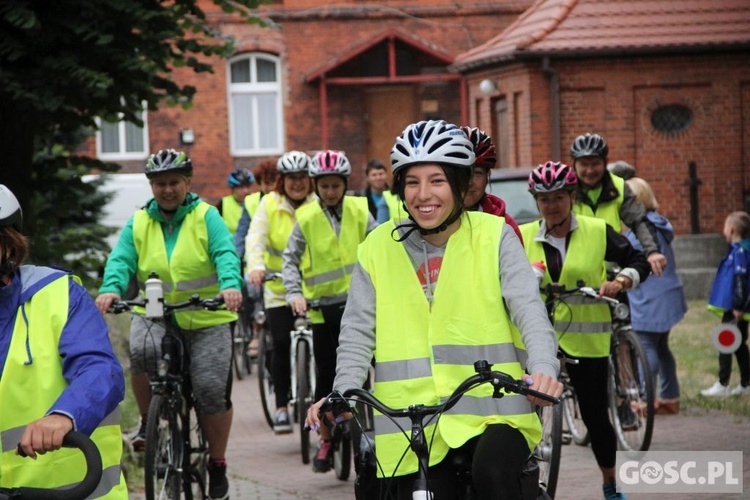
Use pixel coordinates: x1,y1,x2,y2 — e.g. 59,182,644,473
296,196,369,323
243,191,262,218
0,275,127,498
220,194,243,235
132,202,236,329
573,174,625,233
383,190,403,222
359,212,540,477
520,216,611,357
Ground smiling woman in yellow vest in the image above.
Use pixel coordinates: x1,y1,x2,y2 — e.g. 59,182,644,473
282,150,377,473
305,121,561,499
95,149,243,499
245,151,317,434
520,161,650,500
0,185,126,498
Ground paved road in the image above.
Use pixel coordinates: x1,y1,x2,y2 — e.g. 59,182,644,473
132,370,750,499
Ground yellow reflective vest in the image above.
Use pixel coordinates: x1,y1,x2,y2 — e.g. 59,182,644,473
359,212,540,477
296,196,369,323
263,192,314,297
132,202,237,329
243,191,262,218
0,275,127,498
220,194,243,235
520,216,611,358
383,190,403,222
573,174,625,233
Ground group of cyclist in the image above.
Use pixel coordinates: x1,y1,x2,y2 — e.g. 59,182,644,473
0,116,667,499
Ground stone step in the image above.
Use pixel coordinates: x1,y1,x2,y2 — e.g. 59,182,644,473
672,233,726,270
676,267,716,301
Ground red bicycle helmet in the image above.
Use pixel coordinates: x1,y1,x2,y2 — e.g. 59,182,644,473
528,161,578,194
460,126,496,169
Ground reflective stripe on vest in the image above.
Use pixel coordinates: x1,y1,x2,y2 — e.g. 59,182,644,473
0,274,127,498
132,202,236,329
359,212,540,477
297,196,369,299
220,194,243,235
244,191,262,218
572,174,625,233
263,193,313,297
520,216,611,357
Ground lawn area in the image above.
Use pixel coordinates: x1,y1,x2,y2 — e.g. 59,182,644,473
670,300,750,417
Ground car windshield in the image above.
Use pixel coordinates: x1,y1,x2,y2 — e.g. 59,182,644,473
487,174,540,224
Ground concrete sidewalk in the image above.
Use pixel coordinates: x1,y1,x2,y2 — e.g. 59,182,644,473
133,371,750,498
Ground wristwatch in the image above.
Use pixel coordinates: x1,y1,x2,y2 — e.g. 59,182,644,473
615,276,629,289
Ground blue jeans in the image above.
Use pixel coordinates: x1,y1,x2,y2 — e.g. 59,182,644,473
636,331,680,399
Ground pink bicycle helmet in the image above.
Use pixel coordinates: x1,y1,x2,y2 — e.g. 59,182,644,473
460,126,496,169
528,161,578,194
309,150,351,178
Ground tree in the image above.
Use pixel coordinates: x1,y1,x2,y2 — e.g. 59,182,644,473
0,0,264,236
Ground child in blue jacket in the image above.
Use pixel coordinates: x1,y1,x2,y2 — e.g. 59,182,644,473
702,211,750,397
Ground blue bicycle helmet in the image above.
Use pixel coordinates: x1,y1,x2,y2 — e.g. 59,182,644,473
228,168,255,187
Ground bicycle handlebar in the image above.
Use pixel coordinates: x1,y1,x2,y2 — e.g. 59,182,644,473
542,280,629,321
108,294,226,315
321,360,559,420
4,431,103,500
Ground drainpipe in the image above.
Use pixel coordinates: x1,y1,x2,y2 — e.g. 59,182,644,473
542,57,561,161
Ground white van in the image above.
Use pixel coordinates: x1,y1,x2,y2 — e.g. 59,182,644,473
83,173,153,250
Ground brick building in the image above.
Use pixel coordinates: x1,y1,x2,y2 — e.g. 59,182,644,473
453,0,750,235
83,0,530,199
83,0,750,235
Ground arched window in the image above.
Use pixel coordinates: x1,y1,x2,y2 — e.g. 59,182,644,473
228,53,284,156
651,104,693,134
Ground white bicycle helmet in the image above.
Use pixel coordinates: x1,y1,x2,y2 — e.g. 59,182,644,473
277,151,311,174
0,185,22,231
390,120,475,174
145,149,192,179
309,150,351,178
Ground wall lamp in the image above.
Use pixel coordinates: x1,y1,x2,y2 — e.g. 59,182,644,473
479,79,498,95
179,128,195,145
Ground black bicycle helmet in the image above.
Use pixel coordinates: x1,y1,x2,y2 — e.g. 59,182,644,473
0,185,23,231
145,149,193,179
460,126,496,169
570,133,608,160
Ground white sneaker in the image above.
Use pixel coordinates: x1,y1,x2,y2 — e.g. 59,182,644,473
729,384,750,396
700,382,730,397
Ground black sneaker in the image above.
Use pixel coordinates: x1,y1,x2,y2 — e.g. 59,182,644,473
208,460,229,500
312,439,333,473
273,409,292,434
617,403,639,431
131,420,147,452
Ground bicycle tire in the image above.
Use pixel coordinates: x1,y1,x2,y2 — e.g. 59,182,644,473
608,327,654,453
144,394,183,500
333,422,352,481
296,340,312,464
257,325,276,429
562,387,590,446
535,402,562,498
184,405,209,500
231,320,245,381
240,309,254,375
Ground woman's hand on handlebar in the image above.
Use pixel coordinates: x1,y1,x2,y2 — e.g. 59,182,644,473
219,288,243,312
248,269,266,288
17,414,74,459
305,396,352,431
95,292,121,316
290,296,307,316
524,372,563,408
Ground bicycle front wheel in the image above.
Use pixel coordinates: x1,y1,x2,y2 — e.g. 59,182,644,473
535,402,562,498
333,421,352,481
608,327,655,453
231,320,246,381
257,325,276,429
145,394,183,500
562,387,590,446
183,405,209,500
296,340,312,464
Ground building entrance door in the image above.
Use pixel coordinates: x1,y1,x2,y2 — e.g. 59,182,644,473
365,86,416,177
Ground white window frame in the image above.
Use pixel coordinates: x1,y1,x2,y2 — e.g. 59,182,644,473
95,107,150,161
227,53,284,157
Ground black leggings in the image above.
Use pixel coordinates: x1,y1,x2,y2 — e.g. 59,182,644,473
266,305,296,408
565,354,617,469
719,313,750,387
369,424,530,500
312,303,346,401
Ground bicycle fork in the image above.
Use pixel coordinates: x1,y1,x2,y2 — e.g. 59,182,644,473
289,327,315,409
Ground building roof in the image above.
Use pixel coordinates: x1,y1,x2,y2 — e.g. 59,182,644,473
453,0,750,71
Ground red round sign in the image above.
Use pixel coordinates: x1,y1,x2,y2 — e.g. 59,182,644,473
712,323,742,354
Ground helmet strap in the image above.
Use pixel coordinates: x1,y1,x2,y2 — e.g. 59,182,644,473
392,207,463,243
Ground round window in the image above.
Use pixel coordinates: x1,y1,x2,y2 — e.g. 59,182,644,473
650,104,693,134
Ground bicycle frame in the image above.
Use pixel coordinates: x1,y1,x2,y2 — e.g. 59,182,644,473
289,302,318,464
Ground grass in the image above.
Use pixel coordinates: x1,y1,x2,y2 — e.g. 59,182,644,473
668,300,750,418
